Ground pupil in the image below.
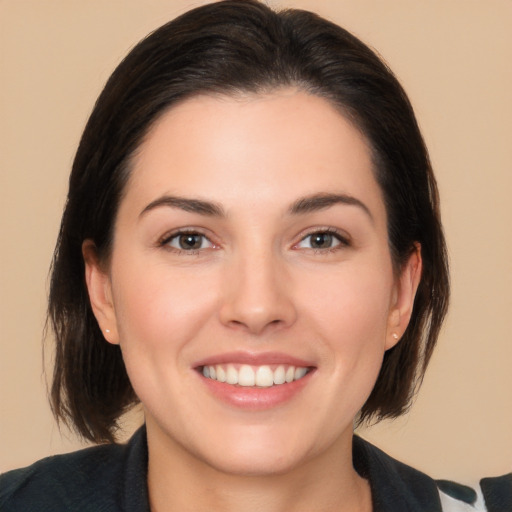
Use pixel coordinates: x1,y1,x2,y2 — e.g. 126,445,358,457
179,234,201,249
312,233,332,248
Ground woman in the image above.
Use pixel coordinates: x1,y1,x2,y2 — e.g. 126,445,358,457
1,1,510,510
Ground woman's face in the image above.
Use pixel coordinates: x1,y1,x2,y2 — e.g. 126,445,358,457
86,90,420,476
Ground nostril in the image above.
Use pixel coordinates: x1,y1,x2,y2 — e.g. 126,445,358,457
228,319,246,329
225,317,286,335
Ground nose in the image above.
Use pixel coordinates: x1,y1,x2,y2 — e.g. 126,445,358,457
218,250,297,335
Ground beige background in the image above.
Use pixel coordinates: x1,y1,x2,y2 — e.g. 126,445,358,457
1,0,511,482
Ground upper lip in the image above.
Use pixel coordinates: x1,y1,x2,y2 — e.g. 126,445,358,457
193,351,315,368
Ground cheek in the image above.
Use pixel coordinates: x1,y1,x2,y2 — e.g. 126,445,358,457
301,263,394,367
110,259,219,357
109,259,223,414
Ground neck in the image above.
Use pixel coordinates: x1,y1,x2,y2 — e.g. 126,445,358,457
146,422,372,512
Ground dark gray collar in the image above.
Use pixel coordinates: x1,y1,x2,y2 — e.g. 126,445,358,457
353,435,442,511
121,426,151,512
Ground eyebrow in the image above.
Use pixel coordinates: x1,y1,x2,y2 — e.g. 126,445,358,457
139,192,372,221
289,193,373,221
139,195,225,218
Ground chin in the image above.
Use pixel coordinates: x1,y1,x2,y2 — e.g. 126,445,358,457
193,425,330,478
203,447,305,477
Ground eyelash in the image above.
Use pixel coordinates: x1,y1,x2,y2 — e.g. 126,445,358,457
293,228,351,254
158,229,216,255
158,227,351,255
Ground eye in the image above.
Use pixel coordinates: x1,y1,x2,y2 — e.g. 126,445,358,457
295,230,348,251
163,231,214,251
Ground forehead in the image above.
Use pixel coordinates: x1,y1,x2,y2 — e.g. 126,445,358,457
123,90,385,222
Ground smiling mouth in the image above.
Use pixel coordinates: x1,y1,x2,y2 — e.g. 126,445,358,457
200,364,312,388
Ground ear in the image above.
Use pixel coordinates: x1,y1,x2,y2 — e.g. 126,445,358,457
386,243,422,350
82,240,119,345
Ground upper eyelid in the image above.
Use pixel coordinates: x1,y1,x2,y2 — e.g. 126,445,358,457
158,228,214,246
296,227,351,244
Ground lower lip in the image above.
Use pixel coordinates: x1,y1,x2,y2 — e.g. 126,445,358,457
198,370,315,411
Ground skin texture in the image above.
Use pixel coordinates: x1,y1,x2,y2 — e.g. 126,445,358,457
84,90,421,512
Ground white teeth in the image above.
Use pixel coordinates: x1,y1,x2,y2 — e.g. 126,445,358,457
238,365,255,386
202,363,310,387
294,367,308,380
255,365,274,387
273,365,286,385
216,366,226,382
226,365,238,385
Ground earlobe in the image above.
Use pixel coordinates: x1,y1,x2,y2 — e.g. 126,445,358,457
386,244,423,349
82,240,119,345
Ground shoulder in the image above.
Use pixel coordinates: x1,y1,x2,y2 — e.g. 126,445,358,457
353,435,512,512
480,474,512,512
0,426,149,512
1,441,130,512
437,475,512,512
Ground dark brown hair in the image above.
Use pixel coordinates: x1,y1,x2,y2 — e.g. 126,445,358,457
48,0,449,443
